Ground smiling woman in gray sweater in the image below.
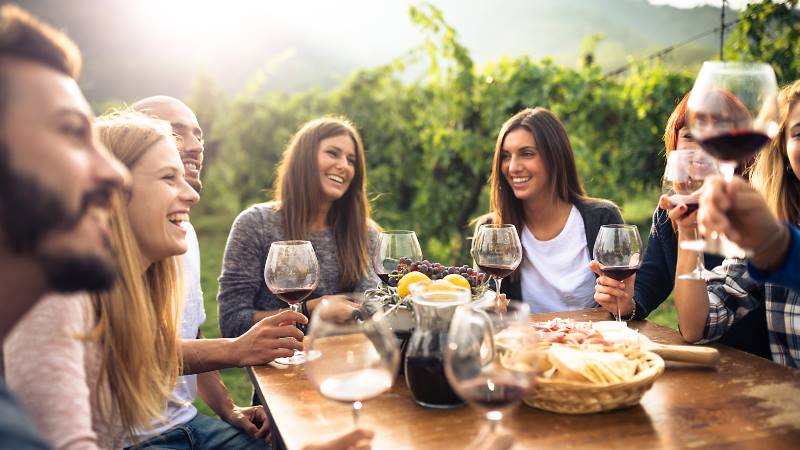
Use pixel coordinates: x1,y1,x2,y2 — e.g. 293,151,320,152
218,117,379,338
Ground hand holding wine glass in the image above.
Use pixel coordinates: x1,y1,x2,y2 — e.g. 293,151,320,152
593,225,642,322
685,61,779,257
372,230,422,287
472,224,523,308
662,149,720,280
264,240,320,365
305,297,399,429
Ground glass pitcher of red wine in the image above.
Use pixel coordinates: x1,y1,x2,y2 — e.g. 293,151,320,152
684,61,779,257
404,281,470,409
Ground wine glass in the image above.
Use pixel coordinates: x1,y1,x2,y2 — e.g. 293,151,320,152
593,225,642,322
305,297,400,428
663,149,720,280
445,301,536,432
471,224,523,306
264,240,320,365
372,230,422,287
684,61,779,257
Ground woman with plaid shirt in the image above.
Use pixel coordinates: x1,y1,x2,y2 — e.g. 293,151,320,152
669,80,800,368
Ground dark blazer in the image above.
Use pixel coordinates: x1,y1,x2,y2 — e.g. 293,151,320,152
634,207,771,359
480,197,624,302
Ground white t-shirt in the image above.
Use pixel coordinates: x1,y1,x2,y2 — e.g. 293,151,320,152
519,206,596,313
132,221,205,444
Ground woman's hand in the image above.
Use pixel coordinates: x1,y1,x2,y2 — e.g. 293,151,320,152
658,194,698,236
588,260,635,318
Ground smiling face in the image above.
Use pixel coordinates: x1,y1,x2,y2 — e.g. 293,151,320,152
132,98,204,193
500,128,551,202
317,133,356,203
1,59,128,291
126,138,199,266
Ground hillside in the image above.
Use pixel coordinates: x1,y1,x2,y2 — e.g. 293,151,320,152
18,0,724,102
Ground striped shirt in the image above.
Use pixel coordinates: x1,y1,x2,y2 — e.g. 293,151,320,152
700,258,800,368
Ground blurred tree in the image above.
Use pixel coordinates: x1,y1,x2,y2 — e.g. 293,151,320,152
725,0,800,85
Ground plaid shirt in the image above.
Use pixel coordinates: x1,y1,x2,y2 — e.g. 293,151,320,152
701,258,800,368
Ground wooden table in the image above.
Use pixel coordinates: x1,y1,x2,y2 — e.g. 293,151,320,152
250,308,800,449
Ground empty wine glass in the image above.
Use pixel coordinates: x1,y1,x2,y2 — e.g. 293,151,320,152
471,224,523,306
372,230,422,287
684,61,779,257
445,301,536,432
305,298,400,428
663,149,720,280
264,240,319,365
593,225,642,322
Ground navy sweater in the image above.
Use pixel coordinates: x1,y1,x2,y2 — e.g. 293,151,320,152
634,207,771,359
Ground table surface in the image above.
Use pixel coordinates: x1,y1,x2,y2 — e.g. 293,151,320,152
250,308,800,450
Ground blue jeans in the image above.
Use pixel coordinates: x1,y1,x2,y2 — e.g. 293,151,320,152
128,413,270,450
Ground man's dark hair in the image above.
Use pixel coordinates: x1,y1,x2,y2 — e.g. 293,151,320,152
0,4,81,117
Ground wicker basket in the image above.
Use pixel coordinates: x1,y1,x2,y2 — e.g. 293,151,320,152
523,349,665,414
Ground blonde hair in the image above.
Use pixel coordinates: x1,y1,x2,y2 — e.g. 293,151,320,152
749,80,800,223
90,111,183,442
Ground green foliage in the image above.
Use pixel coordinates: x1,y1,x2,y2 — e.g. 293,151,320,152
725,0,800,85
190,3,775,268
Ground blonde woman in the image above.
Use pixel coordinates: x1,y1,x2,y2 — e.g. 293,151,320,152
218,116,379,339
4,111,198,449
672,80,800,368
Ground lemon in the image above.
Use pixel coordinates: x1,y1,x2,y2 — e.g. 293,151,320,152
443,274,471,290
397,271,430,298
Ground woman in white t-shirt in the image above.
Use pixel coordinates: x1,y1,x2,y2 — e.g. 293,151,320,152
476,107,623,313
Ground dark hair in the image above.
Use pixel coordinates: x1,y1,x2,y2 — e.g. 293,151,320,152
273,116,371,291
0,4,80,77
0,4,81,119
488,107,586,228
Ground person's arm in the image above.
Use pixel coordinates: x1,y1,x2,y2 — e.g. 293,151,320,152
218,207,271,338
698,175,794,282
631,209,676,319
4,295,104,450
747,224,800,290
181,310,306,374
196,370,269,440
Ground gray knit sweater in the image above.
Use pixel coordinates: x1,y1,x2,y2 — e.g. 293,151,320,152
217,202,380,338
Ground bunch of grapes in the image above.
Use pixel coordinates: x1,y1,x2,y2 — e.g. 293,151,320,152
385,258,486,288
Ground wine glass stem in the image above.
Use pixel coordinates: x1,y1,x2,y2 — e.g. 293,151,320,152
352,401,362,428
291,302,305,333
616,299,621,322
486,410,502,432
495,277,503,304
720,162,736,183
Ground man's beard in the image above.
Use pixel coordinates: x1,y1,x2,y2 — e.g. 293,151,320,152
0,145,119,292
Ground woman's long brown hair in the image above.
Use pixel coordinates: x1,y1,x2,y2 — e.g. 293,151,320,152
488,107,587,231
486,108,587,281
273,117,371,290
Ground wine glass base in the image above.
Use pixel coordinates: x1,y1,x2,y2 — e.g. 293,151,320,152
273,351,306,365
680,237,751,259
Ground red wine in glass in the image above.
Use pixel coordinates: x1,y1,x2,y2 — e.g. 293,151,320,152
405,355,463,408
477,264,516,280
697,130,770,162
600,266,640,282
273,288,314,305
